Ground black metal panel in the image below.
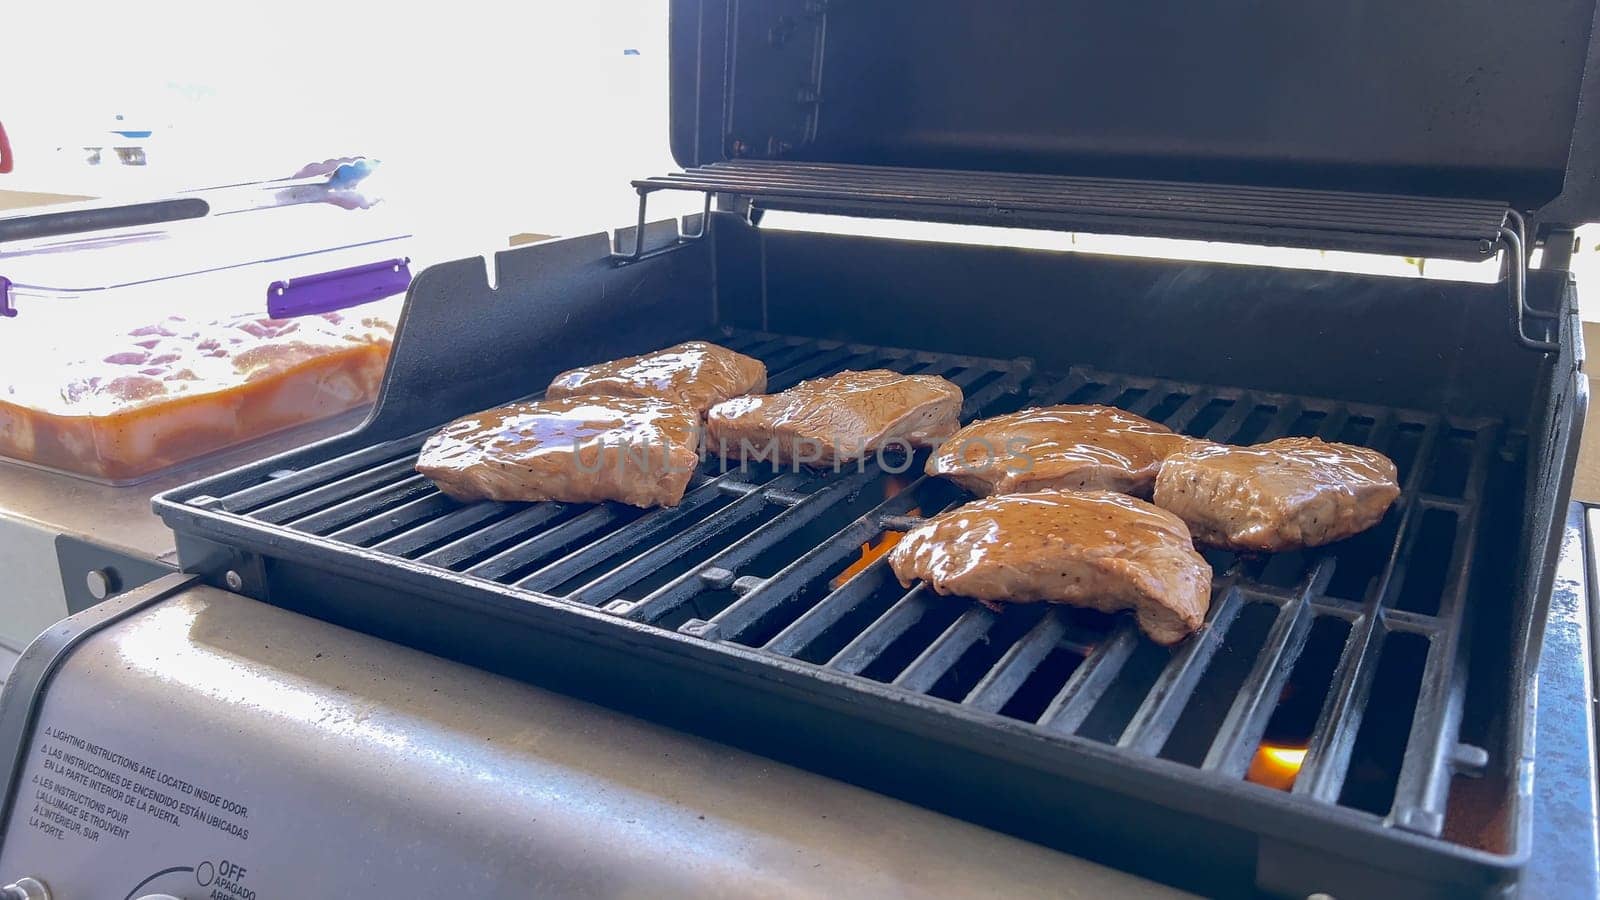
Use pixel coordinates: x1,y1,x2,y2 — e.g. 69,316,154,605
365,223,714,444
54,536,176,615
1533,1,1600,232
671,0,1598,214
752,222,1553,423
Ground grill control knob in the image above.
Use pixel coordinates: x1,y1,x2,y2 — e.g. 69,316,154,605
0,876,50,900
133,895,181,900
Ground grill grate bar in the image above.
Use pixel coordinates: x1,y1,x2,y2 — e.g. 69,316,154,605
208,432,425,513
562,471,811,604
892,606,1000,693
1031,371,1090,406
1256,400,1305,443
763,562,894,658
249,455,422,525
828,584,937,675
467,504,635,582
1382,609,1447,637
714,330,769,352
370,500,509,557
959,364,1031,419
1315,406,1353,442
620,469,880,623
1125,389,1169,418
286,474,436,536
1203,395,1258,442
1166,392,1219,434
962,609,1074,713
1116,583,1248,754
756,339,840,373
416,502,572,569
764,344,879,390
1385,425,1499,835
709,476,928,644
1293,417,1446,802
513,469,760,594
328,491,459,547
1201,559,1336,776
1038,625,1142,734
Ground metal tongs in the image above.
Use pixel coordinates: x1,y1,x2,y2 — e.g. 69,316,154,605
0,157,383,244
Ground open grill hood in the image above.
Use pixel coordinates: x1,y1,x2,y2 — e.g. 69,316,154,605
662,0,1600,251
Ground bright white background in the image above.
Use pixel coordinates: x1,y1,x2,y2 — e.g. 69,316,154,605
2,0,1598,315
0,1,695,242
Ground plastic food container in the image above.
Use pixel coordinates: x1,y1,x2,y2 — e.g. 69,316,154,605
0,203,415,483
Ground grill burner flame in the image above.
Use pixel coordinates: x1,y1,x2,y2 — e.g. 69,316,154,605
1247,743,1308,791
831,476,917,588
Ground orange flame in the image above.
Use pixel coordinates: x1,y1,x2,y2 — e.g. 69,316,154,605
1246,743,1307,791
830,476,917,589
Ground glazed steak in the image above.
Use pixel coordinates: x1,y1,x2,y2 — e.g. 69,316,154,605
1153,436,1400,552
889,490,1212,645
705,369,963,468
416,395,700,508
927,404,1194,498
546,341,767,414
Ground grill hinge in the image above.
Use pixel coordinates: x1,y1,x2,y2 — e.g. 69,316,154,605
1502,211,1559,352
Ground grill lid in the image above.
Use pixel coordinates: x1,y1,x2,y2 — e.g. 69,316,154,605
663,0,1600,246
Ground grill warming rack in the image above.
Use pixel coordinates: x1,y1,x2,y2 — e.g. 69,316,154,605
166,328,1502,845
624,162,1558,351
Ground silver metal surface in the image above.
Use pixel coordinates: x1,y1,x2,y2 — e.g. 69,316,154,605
0,585,1187,899
0,876,48,900
0,411,362,655
0,410,364,561
82,571,110,602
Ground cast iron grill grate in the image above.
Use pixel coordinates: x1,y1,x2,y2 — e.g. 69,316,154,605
172,329,1501,842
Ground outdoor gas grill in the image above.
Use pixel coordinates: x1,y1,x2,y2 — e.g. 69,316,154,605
3,1,1600,897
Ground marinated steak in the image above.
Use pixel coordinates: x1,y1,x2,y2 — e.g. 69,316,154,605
889,490,1212,645
416,395,700,508
546,341,767,413
927,404,1194,498
1153,436,1400,552
705,369,963,468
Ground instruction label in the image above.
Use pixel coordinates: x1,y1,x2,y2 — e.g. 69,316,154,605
24,726,250,845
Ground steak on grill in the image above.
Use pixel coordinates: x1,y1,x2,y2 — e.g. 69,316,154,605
889,490,1212,645
546,341,767,414
705,369,963,468
416,395,701,508
926,404,1194,498
1152,436,1400,551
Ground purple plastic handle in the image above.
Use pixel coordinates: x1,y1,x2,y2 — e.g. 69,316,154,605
0,276,13,318
268,257,410,319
